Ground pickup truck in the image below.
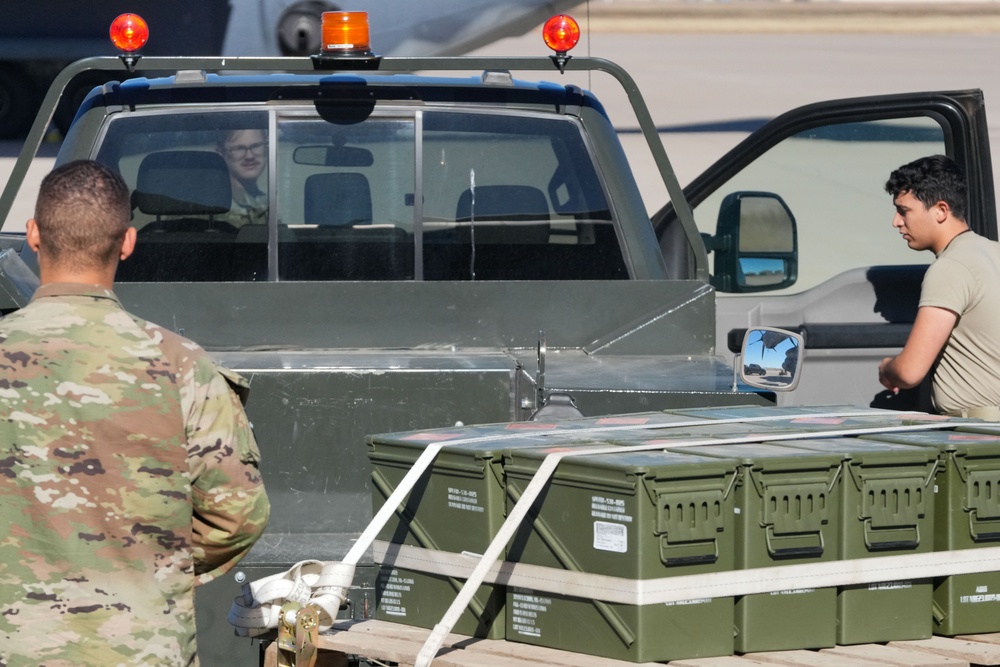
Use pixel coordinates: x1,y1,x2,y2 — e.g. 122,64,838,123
0,11,995,666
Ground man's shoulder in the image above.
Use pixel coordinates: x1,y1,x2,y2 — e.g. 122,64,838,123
939,231,1000,269
130,312,249,395
128,312,213,363
0,293,99,339
947,230,998,251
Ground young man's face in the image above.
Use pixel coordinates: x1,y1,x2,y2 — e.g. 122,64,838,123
892,190,942,252
220,129,267,185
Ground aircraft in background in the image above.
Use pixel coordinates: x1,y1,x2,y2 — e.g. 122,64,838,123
0,0,586,138
227,0,588,57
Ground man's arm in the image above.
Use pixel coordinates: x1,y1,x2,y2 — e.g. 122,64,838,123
186,362,270,584
878,305,957,392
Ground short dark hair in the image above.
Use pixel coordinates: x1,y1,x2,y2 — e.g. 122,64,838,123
884,154,968,222
34,160,131,270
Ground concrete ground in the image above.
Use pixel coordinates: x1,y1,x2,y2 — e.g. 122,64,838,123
585,1,1000,32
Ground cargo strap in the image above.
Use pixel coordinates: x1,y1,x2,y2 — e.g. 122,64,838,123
228,560,356,638
224,410,955,650
412,418,969,667
374,540,1000,606
274,602,320,667
228,437,461,637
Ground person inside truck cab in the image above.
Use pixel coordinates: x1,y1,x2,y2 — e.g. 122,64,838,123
878,154,1000,419
216,128,268,227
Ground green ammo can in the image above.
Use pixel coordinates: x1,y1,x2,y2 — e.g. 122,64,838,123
502,445,740,662
862,426,1000,636
665,441,843,653
772,438,938,645
368,424,588,638
366,412,701,639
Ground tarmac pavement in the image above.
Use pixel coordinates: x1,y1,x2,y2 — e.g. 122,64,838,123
586,1,1000,32
466,3,1000,210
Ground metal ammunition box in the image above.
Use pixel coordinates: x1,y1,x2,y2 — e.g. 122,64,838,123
366,412,697,638
502,446,740,662
775,438,938,644
668,441,843,653
367,427,562,638
863,427,1000,636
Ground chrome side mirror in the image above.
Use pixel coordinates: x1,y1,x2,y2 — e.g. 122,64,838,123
735,326,803,392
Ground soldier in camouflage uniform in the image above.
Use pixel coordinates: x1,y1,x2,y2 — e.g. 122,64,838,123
0,160,270,666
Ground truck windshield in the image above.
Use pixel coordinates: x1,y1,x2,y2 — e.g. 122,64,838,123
97,108,628,282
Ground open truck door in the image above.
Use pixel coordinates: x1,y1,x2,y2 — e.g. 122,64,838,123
655,89,996,411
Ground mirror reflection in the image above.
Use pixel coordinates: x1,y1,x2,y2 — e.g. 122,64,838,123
738,257,787,288
740,327,803,391
737,195,795,253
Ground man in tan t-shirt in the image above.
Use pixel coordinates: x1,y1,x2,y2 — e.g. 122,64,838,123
878,154,1000,418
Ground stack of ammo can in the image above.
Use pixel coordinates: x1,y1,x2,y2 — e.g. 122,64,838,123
367,405,1000,662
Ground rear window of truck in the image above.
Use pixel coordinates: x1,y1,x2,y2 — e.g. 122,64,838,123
96,108,628,282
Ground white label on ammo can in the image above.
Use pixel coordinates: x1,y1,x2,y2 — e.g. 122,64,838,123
961,584,1000,604
590,495,633,522
593,520,627,553
868,581,912,591
511,588,551,637
447,486,484,512
379,569,413,616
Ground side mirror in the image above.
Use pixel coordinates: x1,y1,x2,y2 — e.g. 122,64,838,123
737,326,803,392
706,191,798,293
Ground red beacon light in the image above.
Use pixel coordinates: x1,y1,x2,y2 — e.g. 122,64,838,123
109,13,148,71
542,14,580,73
312,11,381,70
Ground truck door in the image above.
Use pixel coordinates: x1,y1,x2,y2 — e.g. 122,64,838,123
653,90,996,410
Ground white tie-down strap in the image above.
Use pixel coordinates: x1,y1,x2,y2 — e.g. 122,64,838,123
375,540,1000,606
227,560,356,637
412,419,972,667
226,409,973,643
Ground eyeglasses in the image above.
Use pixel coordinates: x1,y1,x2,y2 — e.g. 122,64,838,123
222,141,267,159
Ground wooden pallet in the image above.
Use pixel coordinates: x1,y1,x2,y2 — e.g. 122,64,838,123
261,619,1000,667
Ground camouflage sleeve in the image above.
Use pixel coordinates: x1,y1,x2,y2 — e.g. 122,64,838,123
184,355,270,585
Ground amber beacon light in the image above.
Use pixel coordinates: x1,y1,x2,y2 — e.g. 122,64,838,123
542,14,580,73
313,11,380,69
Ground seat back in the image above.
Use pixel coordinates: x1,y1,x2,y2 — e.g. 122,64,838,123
119,151,267,282
455,184,550,244
132,150,232,217
304,172,373,226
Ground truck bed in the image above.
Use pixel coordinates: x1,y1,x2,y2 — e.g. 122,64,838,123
263,618,1000,667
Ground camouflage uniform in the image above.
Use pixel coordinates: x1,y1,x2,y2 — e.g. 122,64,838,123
0,283,270,667
218,192,269,229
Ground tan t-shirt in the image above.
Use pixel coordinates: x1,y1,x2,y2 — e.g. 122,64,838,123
920,231,1000,414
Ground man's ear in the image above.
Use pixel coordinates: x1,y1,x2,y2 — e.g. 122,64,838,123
933,200,951,223
120,227,137,261
26,219,41,252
